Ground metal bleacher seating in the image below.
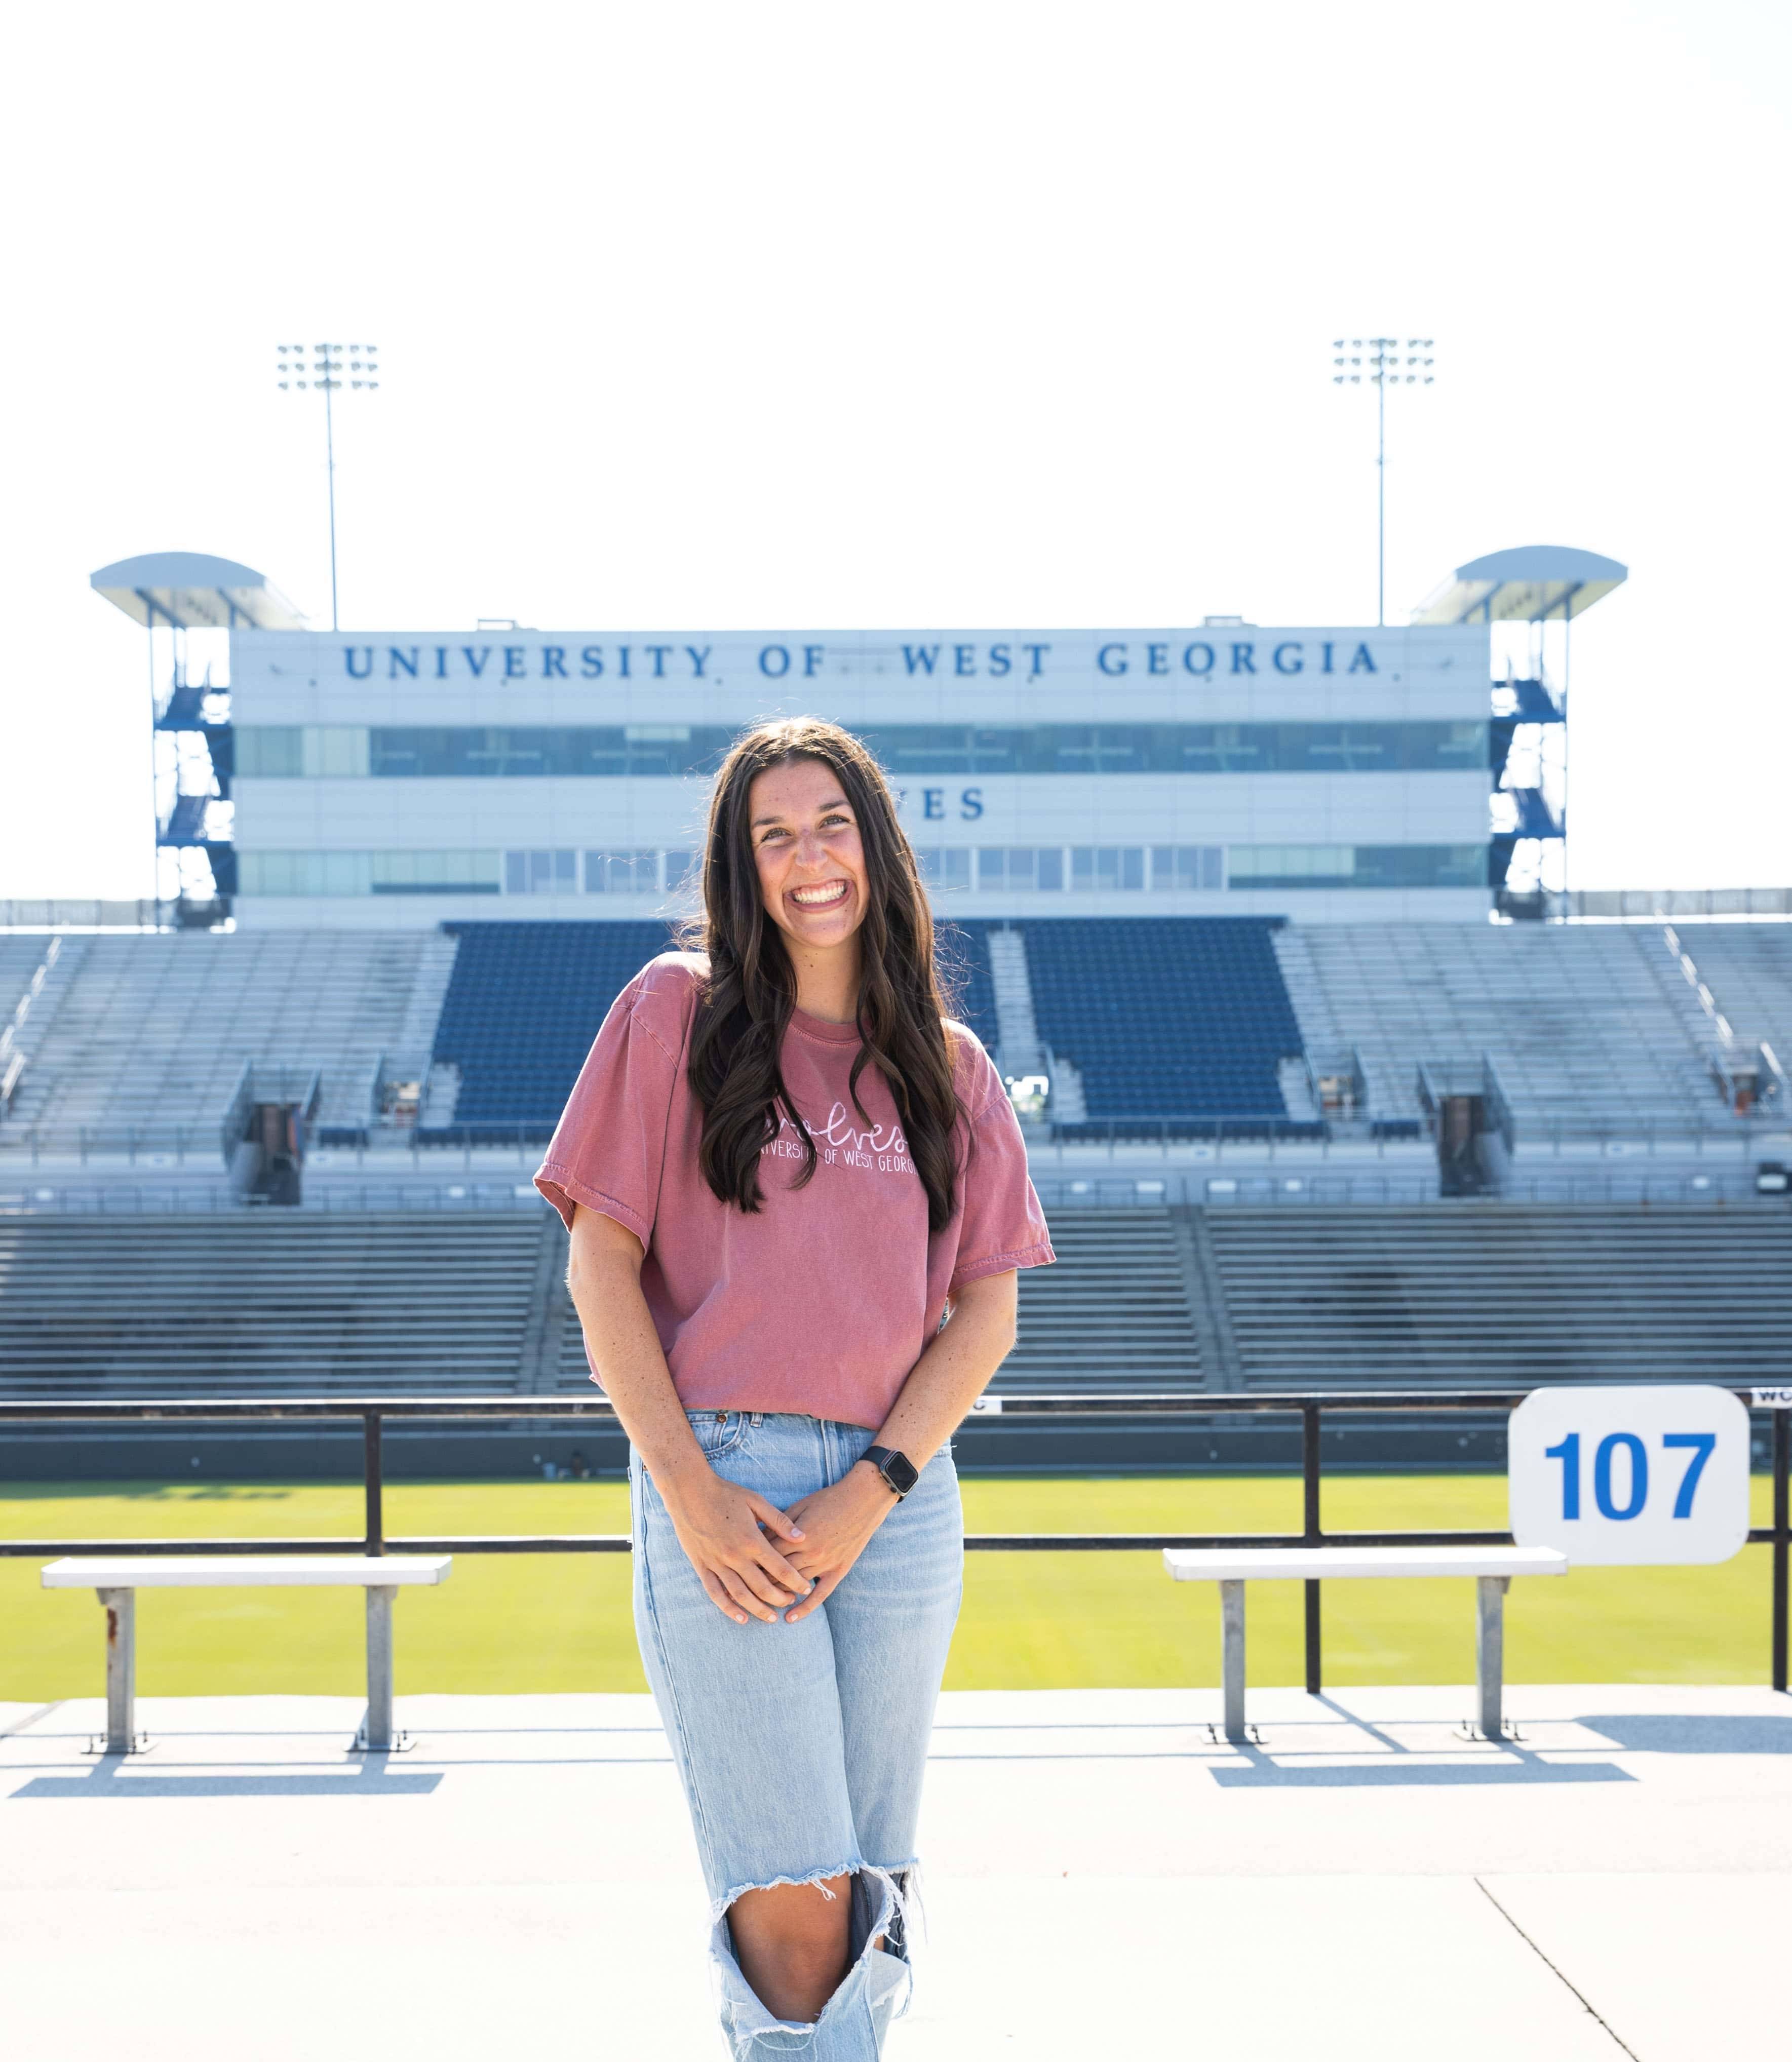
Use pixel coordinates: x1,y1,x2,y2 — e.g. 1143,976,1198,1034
0,1211,554,1397
1670,924,1792,1066
0,937,53,1018
0,930,458,1146
1276,922,1733,1142
548,1204,1204,1395
1011,918,1305,1126
1202,1204,1792,1389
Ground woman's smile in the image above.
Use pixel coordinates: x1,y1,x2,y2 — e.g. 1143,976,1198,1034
789,878,850,911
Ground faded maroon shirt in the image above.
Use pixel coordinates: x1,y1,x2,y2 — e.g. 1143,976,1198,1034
534,952,1054,1429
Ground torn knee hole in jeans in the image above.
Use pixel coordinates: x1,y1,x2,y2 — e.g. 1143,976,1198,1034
714,1861,917,1960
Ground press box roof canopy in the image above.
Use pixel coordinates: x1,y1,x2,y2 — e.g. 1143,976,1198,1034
1412,545,1627,626
91,552,306,631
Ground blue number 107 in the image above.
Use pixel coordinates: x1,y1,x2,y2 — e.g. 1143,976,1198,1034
1542,1429,1716,1522
1545,1433,1581,1519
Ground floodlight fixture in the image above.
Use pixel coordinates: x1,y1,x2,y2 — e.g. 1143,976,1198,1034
275,341,382,629
1330,336,1437,626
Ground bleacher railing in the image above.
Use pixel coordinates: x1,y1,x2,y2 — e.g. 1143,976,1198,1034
2,1389,1786,1696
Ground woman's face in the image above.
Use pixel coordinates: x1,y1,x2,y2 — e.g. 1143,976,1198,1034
748,755,870,961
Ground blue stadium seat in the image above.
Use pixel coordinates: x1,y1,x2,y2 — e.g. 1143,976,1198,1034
1016,917,1302,1123
435,919,1002,1133
435,922,676,1131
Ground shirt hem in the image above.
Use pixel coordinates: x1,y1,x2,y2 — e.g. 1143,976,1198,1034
948,1239,1055,1292
533,1162,652,1248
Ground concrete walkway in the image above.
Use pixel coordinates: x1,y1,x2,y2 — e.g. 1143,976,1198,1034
3,1684,1788,2059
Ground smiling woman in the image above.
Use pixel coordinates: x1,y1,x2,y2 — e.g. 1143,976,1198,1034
533,715,1053,2056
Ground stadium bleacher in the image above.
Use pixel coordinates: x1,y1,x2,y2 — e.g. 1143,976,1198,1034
1670,923,1792,1065
1274,922,1744,1141
5,915,1788,1183
7,1197,1786,1411
0,929,458,1142
1203,1203,1792,1389
1007,917,1304,1124
0,1211,552,1397
433,921,677,1130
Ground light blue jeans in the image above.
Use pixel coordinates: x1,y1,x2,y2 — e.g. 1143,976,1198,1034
632,1411,964,2059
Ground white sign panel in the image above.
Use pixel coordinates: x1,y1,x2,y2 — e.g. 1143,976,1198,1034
1509,1385,1750,1567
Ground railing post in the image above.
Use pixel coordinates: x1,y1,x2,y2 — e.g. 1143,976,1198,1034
1302,1403,1322,1695
364,1412,385,1557
1774,1409,1788,1696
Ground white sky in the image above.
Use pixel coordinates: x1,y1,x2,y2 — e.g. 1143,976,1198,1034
2,0,1787,897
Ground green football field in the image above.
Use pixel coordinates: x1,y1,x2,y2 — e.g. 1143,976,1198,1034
1,1473,1780,1700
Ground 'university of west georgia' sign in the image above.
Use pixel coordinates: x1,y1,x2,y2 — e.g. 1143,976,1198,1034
326,634,1393,686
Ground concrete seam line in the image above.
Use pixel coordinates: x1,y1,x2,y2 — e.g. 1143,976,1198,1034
1473,1876,1640,2060
1,1700,64,1739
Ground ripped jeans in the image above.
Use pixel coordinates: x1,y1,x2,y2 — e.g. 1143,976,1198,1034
632,1411,963,2059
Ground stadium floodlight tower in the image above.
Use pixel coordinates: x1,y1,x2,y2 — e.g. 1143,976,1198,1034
1332,337,1435,627
276,341,379,633
1412,543,1629,916
90,551,306,927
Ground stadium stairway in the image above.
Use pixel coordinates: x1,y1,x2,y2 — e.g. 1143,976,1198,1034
1669,923,1792,1077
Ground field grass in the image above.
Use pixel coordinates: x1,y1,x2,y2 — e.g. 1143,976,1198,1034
0,1474,1779,1700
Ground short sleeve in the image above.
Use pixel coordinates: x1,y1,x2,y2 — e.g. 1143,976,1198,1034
947,1034,1055,1292
532,958,693,1246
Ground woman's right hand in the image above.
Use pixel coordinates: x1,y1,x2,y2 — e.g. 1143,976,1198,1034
660,1468,813,1624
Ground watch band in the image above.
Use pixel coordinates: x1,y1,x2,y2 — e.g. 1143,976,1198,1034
862,1445,919,1498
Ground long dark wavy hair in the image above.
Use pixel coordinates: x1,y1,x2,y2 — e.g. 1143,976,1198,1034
684,716,963,1231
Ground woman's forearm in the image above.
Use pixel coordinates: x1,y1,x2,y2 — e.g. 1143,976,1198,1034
871,1270,1019,1471
565,1204,711,1498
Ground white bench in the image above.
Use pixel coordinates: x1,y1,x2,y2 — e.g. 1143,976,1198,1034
42,1555,453,1755
1163,1545,1569,1742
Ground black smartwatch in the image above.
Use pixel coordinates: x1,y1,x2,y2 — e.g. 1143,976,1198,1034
861,1446,919,1499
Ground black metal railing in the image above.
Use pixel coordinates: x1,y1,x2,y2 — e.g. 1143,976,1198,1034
2,1389,1787,1695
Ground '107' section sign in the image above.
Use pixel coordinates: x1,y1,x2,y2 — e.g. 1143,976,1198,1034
1509,1386,1752,1566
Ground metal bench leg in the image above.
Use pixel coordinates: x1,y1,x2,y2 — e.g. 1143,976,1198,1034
1220,1579,1246,1743
1475,1575,1510,1740
362,1585,396,1750
96,1587,135,1755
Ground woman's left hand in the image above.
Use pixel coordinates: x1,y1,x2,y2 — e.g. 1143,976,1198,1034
779,1463,900,1622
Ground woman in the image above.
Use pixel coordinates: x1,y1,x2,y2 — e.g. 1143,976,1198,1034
535,716,1053,2057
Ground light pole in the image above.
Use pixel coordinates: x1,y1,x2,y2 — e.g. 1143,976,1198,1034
1333,337,1434,627
277,341,380,631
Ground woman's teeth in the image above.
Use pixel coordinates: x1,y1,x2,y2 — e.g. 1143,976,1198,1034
790,880,849,908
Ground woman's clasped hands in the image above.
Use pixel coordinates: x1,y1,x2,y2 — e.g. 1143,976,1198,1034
664,1459,899,1626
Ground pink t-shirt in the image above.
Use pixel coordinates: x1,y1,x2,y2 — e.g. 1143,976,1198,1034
534,952,1054,1429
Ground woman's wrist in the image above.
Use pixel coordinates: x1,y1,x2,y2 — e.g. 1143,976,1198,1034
850,1457,902,1505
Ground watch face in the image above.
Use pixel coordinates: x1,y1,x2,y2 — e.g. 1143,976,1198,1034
882,1451,919,1495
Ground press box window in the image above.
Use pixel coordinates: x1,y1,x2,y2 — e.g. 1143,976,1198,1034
1070,847,1145,891
505,849,578,895
585,849,658,894
915,849,971,890
1150,846,1224,890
